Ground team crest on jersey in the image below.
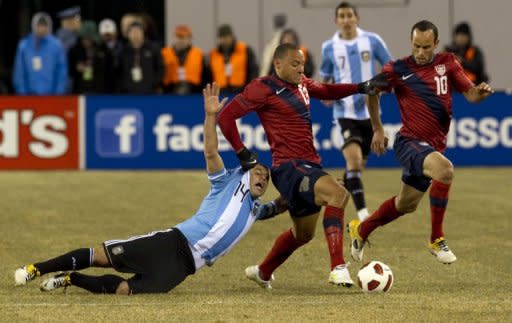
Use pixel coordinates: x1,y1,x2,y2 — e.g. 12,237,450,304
361,51,370,62
435,64,446,76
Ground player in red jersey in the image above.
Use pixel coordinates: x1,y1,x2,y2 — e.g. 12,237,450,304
348,20,493,264
217,43,384,288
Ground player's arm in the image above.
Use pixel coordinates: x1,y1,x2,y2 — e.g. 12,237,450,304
256,195,289,221
305,77,382,100
367,94,387,155
462,82,494,103
203,83,229,174
217,81,268,170
450,53,493,103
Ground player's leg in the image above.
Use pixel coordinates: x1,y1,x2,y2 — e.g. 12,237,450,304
349,134,432,262
40,271,127,294
423,151,457,263
343,142,369,220
248,161,320,288
14,246,104,286
349,182,424,262
313,174,354,286
339,118,373,221
254,214,316,286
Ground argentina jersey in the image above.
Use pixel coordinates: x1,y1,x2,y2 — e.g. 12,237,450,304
175,167,260,270
320,27,392,120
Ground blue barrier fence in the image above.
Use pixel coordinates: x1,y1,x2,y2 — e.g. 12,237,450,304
85,93,512,169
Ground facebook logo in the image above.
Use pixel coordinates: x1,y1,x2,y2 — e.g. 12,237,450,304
95,109,143,157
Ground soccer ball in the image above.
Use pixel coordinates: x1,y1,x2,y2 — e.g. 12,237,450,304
357,260,394,293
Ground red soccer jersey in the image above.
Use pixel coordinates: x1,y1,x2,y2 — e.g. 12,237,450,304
218,75,359,167
382,52,474,152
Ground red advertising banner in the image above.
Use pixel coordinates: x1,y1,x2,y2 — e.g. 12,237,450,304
0,96,79,169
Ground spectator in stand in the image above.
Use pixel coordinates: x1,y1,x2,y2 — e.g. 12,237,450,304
259,13,287,77
162,25,205,95
209,24,258,94
139,13,162,44
13,12,68,95
116,22,164,94
68,21,114,94
445,22,488,84
99,19,123,64
55,6,82,53
120,13,143,42
267,28,315,78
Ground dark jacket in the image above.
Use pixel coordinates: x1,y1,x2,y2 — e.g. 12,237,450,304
116,41,164,94
445,44,488,84
68,40,114,93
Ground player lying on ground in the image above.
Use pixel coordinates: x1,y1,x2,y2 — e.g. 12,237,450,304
14,83,275,295
348,20,493,265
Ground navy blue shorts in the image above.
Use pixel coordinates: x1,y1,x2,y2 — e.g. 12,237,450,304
393,133,435,192
271,160,328,217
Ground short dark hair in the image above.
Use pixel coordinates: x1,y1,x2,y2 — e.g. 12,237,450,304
411,20,438,42
335,1,358,18
273,43,299,60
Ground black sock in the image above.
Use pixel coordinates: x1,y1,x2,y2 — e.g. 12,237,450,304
344,170,366,211
34,248,93,275
70,272,125,294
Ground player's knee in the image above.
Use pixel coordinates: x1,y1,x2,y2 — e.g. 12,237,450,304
115,281,130,295
325,185,349,207
437,163,454,183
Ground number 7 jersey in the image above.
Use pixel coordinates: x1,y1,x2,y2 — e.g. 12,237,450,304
382,52,474,152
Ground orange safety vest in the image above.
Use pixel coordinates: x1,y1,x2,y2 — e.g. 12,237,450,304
463,47,477,83
161,46,203,86
210,42,247,88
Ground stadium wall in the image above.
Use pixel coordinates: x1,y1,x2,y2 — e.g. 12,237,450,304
0,93,510,170
165,0,511,90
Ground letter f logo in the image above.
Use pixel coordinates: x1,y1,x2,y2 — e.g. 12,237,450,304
115,115,137,153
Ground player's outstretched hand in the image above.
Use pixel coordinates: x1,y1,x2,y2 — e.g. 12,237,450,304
475,82,494,98
203,82,229,116
358,73,388,95
237,147,258,171
371,128,388,156
255,201,278,220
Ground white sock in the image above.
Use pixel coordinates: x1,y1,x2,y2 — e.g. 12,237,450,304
357,208,369,221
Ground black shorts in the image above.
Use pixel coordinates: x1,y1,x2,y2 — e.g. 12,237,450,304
271,160,328,218
337,118,373,157
103,228,195,294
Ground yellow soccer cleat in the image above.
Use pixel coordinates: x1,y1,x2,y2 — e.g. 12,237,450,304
429,237,457,264
40,272,71,292
14,264,40,286
348,220,365,262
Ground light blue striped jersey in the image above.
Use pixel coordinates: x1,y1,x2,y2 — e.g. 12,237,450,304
175,167,261,270
320,28,392,120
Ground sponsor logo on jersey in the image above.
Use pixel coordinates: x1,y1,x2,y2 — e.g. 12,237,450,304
435,64,446,76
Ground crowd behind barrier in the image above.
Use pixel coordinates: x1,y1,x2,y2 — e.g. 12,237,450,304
8,6,489,96
0,93,510,170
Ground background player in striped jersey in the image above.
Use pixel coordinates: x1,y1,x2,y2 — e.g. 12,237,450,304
320,1,393,221
14,83,275,294
218,43,383,288
349,20,493,265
